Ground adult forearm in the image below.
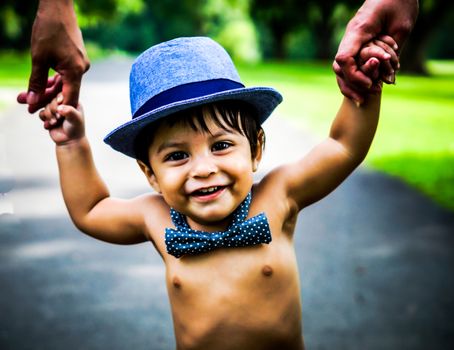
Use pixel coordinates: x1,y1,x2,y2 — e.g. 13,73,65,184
56,137,110,229
329,93,381,165
352,0,419,47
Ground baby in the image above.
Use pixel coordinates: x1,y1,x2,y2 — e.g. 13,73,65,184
37,36,398,349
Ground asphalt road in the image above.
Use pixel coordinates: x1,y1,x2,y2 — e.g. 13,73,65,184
1,58,453,350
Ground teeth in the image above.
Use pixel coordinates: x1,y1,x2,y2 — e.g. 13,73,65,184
199,186,218,194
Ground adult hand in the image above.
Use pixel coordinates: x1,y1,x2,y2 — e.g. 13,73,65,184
17,0,90,113
334,0,418,104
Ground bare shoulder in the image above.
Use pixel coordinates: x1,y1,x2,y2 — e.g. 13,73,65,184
254,163,304,204
132,192,172,245
252,165,300,228
131,192,171,225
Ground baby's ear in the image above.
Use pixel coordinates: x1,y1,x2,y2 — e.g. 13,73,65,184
137,160,161,193
252,129,265,172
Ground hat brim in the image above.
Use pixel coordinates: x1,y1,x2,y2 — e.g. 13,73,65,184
104,86,282,159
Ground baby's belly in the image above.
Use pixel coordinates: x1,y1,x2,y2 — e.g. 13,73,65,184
165,239,304,350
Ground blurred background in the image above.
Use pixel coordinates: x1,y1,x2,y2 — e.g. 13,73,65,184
0,1,453,349
1,0,453,208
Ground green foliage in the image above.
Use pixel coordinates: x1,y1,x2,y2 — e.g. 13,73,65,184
215,20,261,62
1,0,453,64
82,0,261,62
203,0,260,62
1,6,21,39
76,0,145,26
0,1,38,50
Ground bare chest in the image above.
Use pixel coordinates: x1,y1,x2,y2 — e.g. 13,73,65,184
165,236,303,349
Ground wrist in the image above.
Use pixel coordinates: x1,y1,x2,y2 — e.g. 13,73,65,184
39,0,74,8
38,0,75,17
56,135,88,150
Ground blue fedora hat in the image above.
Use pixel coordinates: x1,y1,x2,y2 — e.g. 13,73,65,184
104,36,283,158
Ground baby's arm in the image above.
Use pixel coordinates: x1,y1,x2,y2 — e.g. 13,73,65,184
38,94,148,244
276,36,397,210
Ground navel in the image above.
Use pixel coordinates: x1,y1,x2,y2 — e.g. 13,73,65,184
172,276,182,289
261,265,273,277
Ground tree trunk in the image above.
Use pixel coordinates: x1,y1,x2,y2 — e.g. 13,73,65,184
271,23,288,60
313,3,336,60
400,0,454,75
313,21,335,60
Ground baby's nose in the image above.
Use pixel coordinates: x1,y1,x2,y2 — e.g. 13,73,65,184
189,155,218,178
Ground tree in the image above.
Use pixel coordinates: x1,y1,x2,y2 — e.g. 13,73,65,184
250,0,309,59
0,0,142,50
400,0,454,74
0,1,38,50
250,0,360,60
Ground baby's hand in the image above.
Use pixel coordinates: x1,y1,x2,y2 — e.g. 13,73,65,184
38,93,85,145
358,35,399,90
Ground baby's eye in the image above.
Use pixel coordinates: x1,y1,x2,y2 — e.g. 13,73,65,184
165,151,188,161
212,141,232,152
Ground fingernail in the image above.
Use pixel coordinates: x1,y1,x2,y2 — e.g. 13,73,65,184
57,105,64,112
393,43,399,50
386,74,395,84
27,91,39,105
55,113,61,119
354,100,361,108
57,94,63,103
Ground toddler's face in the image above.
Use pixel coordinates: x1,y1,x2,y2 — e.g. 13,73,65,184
142,117,261,231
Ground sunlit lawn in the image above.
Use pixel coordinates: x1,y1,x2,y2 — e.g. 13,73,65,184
0,51,30,87
238,61,454,211
1,51,453,211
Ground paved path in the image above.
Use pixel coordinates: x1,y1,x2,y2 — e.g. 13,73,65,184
1,58,453,350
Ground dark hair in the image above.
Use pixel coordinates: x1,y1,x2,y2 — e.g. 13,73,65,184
134,100,265,167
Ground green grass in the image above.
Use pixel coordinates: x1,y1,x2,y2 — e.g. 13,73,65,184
238,61,454,211
1,52,453,210
0,51,31,88
0,42,123,89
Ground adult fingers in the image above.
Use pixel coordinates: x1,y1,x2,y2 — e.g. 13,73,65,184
17,91,27,104
46,73,61,87
333,60,369,104
339,56,373,91
27,61,50,105
60,70,82,108
336,76,365,105
335,27,372,66
334,15,378,75
17,74,61,105
26,75,63,113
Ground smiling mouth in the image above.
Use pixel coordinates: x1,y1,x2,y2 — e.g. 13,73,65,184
192,186,225,197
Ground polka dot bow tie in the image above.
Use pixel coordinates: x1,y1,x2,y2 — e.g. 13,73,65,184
165,192,272,258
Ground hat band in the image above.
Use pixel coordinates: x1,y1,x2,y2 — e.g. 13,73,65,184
133,79,245,118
